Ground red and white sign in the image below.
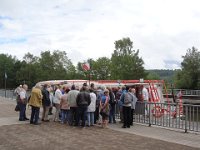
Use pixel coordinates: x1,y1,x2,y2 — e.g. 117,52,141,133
82,63,90,71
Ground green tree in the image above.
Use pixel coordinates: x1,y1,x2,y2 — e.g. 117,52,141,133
16,53,39,87
39,50,75,80
15,50,76,88
111,37,146,80
91,57,111,80
146,71,160,80
0,54,18,88
13,60,23,86
38,51,55,80
175,47,200,89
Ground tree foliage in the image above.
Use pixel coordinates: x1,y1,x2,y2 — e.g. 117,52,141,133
175,47,200,89
38,50,76,80
2,38,199,90
110,37,146,80
91,57,111,80
0,38,147,89
146,71,160,80
0,50,75,88
146,69,178,83
0,54,18,88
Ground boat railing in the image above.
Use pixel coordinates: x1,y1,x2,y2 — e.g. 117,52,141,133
164,89,200,96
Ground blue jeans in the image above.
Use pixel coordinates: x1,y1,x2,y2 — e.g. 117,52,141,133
87,112,94,126
109,105,116,123
30,106,40,124
19,103,26,120
76,106,87,127
61,109,69,123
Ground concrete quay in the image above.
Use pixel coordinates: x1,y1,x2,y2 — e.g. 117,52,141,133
0,96,199,150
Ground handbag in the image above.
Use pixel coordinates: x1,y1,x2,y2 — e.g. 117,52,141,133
15,104,20,111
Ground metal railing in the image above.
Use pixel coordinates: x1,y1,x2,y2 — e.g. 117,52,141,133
1,89,200,132
165,89,200,96
0,89,30,100
115,101,200,133
2,89,199,98
0,89,16,100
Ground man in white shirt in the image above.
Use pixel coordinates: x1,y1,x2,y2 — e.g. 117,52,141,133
14,85,22,96
142,86,149,102
142,85,149,116
53,85,63,122
18,84,29,121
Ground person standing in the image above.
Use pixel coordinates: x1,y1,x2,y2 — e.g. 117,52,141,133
119,86,127,123
100,89,110,128
68,85,79,126
53,85,63,122
115,87,122,121
29,84,43,125
48,86,54,115
60,88,70,124
130,88,138,126
18,84,29,121
108,87,116,123
94,87,103,124
142,85,149,116
122,87,132,128
76,86,91,127
87,89,96,126
41,84,51,122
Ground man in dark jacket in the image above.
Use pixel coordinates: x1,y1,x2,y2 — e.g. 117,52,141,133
108,87,116,123
76,86,91,127
41,84,51,122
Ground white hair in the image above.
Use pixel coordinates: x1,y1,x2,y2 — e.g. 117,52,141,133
35,83,41,89
101,85,106,91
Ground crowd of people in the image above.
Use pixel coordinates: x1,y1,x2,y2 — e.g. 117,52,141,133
15,82,149,128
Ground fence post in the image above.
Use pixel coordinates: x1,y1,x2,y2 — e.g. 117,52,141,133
185,105,188,133
148,102,151,127
4,89,6,98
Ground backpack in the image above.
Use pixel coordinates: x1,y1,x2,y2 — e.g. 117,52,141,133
124,92,132,104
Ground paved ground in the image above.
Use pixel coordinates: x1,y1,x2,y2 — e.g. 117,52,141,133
0,96,200,150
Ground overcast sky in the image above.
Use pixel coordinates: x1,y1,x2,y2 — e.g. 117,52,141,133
0,0,200,69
